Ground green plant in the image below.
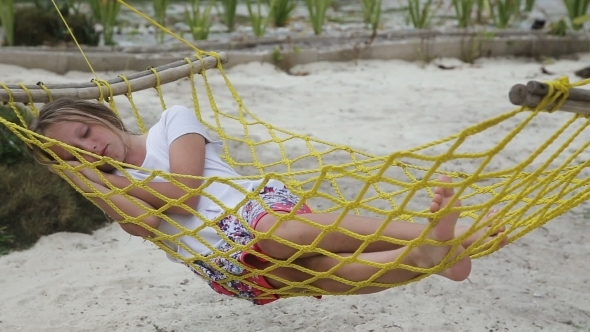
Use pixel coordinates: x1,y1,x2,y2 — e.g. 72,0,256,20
219,0,238,32
304,0,333,35
563,0,590,30
64,0,83,15
33,0,54,10
460,36,481,63
0,103,107,255
272,46,284,62
12,5,99,46
524,0,535,11
270,0,297,27
0,0,14,46
0,104,33,165
453,0,475,28
474,0,489,23
0,226,15,255
362,0,382,34
89,0,121,46
246,0,272,37
489,0,520,28
153,0,171,44
185,0,215,40
549,17,568,35
0,159,109,254
415,38,437,64
572,14,590,28
407,0,436,28
272,45,300,73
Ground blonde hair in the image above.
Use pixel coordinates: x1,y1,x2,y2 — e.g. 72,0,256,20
28,98,130,165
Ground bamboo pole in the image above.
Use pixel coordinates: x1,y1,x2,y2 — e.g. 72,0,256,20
0,52,228,104
508,80,590,116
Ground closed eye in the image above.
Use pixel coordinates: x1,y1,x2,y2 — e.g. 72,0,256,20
82,125,90,138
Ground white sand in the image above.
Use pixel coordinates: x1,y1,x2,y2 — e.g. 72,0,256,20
2,55,590,332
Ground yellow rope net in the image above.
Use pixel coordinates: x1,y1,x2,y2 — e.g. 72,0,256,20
1,1,590,300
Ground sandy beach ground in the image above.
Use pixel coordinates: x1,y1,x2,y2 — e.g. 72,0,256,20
1,54,590,332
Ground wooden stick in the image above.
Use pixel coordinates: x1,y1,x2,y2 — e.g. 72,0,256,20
526,80,590,102
508,80,590,115
0,52,228,104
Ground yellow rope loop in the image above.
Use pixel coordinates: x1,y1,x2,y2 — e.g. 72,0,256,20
184,56,202,123
119,74,148,134
91,78,124,119
0,83,14,104
0,84,30,131
93,79,115,100
36,82,54,102
17,84,39,116
90,79,105,102
148,67,167,110
537,76,572,112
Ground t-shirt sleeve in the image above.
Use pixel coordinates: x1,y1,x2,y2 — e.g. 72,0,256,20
161,105,213,145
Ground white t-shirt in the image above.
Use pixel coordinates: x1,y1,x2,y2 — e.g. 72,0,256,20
115,105,273,260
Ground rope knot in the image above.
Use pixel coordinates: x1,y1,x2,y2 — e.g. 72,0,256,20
540,76,572,113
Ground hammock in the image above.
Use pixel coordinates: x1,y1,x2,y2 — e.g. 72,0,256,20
2,1,590,300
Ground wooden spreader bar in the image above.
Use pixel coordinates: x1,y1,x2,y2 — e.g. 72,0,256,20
0,52,228,104
509,80,590,116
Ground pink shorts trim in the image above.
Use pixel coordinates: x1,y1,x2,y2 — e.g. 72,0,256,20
247,203,313,261
236,203,314,305
191,184,319,305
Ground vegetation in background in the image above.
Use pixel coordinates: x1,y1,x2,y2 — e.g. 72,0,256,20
185,0,215,40
2,0,586,46
246,0,272,37
563,0,590,30
361,0,382,35
219,0,238,32
89,0,121,45
474,0,489,23
270,0,297,27
0,104,31,165
12,1,99,46
407,0,437,28
0,0,14,46
453,0,475,28
489,0,521,28
304,0,333,35
0,104,108,256
524,0,536,11
153,0,171,44
0,227,15,256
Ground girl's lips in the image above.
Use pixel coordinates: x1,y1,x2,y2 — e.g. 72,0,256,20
100,146,108,157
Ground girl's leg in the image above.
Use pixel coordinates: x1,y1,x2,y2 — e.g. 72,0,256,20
255,175,506,259
262,190,472,294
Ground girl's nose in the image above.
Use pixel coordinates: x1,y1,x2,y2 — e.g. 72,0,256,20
81,142,96,153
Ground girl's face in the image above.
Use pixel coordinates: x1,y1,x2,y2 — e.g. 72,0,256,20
43,120,126,171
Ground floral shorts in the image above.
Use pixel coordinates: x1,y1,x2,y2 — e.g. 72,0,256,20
187,183,312,305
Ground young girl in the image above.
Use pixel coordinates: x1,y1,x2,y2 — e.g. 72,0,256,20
28,98,507,305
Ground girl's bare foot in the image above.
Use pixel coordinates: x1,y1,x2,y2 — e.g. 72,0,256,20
456,209,509,251
409,175,472,282
428,175,509,251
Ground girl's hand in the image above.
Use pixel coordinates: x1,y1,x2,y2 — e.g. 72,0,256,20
48,162,92,192
64,161,107,185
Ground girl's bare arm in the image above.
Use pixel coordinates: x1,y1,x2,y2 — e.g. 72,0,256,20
97,133,207,216
56,165,162,237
